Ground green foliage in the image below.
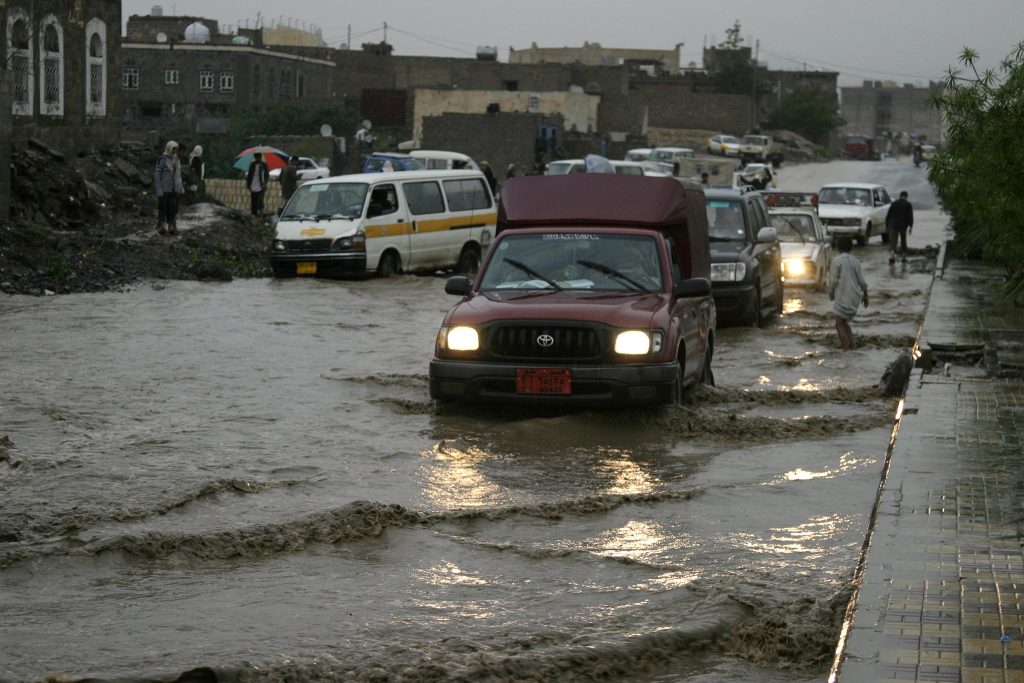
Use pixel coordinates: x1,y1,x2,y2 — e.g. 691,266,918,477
764,92,846,144
46,255,72,283
929,44,1024,301
710,60,754,96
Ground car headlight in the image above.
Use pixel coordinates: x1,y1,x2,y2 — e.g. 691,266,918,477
783,258,808,276
272,240,286,252
710,262,748,282
614,330,652,355
437,326,479,351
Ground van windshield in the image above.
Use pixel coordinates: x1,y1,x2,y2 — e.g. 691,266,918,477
479,233,664,292
281,183,369,220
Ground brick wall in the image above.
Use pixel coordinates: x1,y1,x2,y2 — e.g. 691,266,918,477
421,112,564,179
206,178,284,214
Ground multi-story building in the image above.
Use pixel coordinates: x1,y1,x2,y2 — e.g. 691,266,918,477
509,41,681,74
840,81,946,146
1,0,122,220
121,14,335,135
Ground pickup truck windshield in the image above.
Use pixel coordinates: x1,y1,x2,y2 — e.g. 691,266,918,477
706,200,748,241
281,182,368,220
479,233,664,292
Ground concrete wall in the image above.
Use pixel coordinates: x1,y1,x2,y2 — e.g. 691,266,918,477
630,83,751,135
206,177,284,214
412,89,598,142
421,112,563,180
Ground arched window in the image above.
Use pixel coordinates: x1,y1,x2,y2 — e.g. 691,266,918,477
39,16,64,116
7,9,33,116
85,18,107,117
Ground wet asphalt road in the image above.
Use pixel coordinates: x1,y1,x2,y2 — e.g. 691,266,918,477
0,158,945,682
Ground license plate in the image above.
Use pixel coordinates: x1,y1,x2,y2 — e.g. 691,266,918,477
297,262,317,275
516,368,571,395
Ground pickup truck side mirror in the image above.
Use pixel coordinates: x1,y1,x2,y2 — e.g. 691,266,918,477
445,276,472,296
674,277,711,298
756,227,778,244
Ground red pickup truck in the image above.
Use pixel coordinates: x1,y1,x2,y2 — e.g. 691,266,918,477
428,174,716,407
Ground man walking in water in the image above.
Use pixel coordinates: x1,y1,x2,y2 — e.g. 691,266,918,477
886,190,914,263
828,236,869,350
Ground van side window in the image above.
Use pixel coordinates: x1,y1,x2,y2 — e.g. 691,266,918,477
367,185,398,217
443,178,493,211
403,181,446,215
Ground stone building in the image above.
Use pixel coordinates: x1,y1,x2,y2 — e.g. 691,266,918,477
1,0,121,220
840,81,946,145
509,41,681,74
121,14,335,135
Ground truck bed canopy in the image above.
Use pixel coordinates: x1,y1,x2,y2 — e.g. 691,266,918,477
497,174,710,280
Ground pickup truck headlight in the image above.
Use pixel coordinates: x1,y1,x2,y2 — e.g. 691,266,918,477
437,326,479,351
615,330,654,355
710,262,747,282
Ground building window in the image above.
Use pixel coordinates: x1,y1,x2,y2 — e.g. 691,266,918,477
7,9,33,116
219,71,235,92
165,69,179,85
122,67,139,90
39,17,64,116
85,18,107,117
199,70,215,92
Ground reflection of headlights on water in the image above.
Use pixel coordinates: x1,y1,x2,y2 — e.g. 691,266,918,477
615,330,663,355
783,258,808,276
437,326,479,351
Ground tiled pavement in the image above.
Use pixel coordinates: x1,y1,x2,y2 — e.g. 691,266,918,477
832,254,1024,682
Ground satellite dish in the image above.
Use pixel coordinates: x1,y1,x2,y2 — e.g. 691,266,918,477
319,123,333,137
361,119,372,130
156,32,168,43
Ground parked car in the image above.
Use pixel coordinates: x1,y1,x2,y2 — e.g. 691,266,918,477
429,173,716,407
268,156,330,181
409,150,480,171
270,169,494,278
817,182,892,246
707,135,741,157
768,207,832,290
648,147,697,167
362,152,425,172
544,159,646,176
705,186,784,326
624,148,653,162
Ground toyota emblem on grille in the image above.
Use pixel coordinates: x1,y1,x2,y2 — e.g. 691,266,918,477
536,334,555,347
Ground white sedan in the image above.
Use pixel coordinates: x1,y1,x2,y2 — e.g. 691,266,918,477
768,207,833,290
269,157,331,181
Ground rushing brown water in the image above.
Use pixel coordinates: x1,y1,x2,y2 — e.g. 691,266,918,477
0,160,944,682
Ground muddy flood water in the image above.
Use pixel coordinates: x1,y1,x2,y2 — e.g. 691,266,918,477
0,160,946,682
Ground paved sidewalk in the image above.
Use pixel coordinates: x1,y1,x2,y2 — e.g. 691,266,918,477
832,254,1024,682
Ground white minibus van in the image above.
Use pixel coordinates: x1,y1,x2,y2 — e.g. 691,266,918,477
270,170,495,278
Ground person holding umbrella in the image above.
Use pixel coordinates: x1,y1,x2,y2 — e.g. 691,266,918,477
246,151,270,218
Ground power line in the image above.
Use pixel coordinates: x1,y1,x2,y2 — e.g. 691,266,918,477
387,25,479,57
759,47,942,82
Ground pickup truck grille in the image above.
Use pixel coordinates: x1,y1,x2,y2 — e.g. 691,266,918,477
486,324,603,361
281,238,333,254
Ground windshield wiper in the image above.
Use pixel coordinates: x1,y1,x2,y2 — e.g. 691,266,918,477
576,259,650,292
281,213,315,222
502,258,561,290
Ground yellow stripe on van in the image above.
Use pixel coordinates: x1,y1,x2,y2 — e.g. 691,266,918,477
364,211,496,239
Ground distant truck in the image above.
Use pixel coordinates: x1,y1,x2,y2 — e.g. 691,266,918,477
840,135,880,161
739,134,783,166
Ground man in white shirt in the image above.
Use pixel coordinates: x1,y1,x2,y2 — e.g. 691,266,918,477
828,236,869,350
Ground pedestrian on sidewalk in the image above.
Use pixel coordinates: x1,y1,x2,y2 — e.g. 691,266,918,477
828,236,869,350
246,151,270,218
886,190,914,263
154,140,184,235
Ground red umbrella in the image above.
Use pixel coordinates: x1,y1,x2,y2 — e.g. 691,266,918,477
233,145,290,172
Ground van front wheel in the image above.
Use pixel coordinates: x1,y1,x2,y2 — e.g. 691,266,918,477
378,251,400,278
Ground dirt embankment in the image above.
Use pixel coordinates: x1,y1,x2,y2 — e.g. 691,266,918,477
0,140,272,296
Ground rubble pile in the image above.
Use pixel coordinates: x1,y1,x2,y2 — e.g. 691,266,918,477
0,140,273,296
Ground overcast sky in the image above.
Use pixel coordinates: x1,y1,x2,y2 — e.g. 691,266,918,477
125,0,1024,87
